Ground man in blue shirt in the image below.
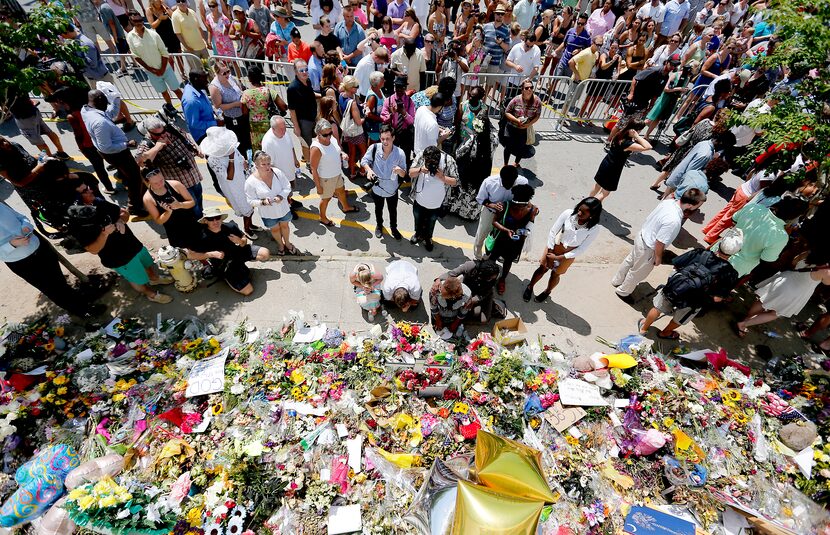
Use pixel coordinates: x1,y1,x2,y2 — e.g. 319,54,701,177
361,125,407,239
335,4,366,66
554,12,590,77
0,202,105,318
81,90,149,219
308,41,325,92
482,4,510,74
181,70,217,144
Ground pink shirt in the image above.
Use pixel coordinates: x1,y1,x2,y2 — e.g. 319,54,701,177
586,8,616,38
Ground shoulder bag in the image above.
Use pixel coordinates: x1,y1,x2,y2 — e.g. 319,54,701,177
484,201,510,254
340,100,365,138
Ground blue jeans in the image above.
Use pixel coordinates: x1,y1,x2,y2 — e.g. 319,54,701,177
187,182,204,219
413,202,440,241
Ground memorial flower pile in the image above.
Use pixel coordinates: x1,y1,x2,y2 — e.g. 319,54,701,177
0,315,825,534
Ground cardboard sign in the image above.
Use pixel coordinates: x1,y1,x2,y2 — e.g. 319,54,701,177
557,378,608,406
327,505,362,534
543,401,587,432
185,349,228,398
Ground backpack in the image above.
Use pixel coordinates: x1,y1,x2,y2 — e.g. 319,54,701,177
662,262,714,309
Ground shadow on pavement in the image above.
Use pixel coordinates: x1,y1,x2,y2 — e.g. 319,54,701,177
599,209,634,245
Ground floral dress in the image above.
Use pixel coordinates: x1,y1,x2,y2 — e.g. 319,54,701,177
206,13,237,57
241,86,274,151
466,46,486,87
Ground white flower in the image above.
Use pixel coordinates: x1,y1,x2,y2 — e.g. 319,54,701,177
230,382,244,395
213,505,229,517
116,508,130,519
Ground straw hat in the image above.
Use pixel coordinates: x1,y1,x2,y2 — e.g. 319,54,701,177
198,206,229,224
199,127,239,158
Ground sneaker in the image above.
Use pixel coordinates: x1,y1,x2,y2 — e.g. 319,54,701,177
409,234,420,245
54,151,72,160
374,227,383,239
149,275,174,286
248,224,266,232
147,291,173,304
390,228,402,240
162,103,177,117
424,239,434,252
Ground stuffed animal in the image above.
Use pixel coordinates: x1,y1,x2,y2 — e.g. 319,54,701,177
0,444,79,527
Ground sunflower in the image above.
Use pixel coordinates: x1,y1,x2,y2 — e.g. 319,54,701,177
211,403,224,416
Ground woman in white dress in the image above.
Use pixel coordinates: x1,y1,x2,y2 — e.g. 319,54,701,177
199,127,263,239
245,151,298,256
736,255,830,337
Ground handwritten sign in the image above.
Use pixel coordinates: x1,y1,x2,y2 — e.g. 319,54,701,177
557,378,608,406
185,349,228,398
624,506,695,535
543,401,587,433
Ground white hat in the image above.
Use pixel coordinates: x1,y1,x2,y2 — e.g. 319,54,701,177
719,228,744,256
199,126,239,158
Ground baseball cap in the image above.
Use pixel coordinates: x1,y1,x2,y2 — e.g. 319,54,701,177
668,53,682,65
738,69,752,88
232,4,244,12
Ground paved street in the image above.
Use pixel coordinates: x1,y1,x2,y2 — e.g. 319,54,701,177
0,0,819,365
1,103,818,365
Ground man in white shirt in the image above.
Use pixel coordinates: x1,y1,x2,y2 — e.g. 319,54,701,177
413,92,449,156
408,146,459,252
637,0,666,33
473,165,527,259
354,47,389,100
382,259,422,311
512,0,537,31
504,31,542,97
261,116,301,218
611,188,706,298
585,0,616,38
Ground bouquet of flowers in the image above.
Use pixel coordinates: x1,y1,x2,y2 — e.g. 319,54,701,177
64,477,177,535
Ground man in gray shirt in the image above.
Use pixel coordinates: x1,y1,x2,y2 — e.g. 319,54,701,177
361,125,407,240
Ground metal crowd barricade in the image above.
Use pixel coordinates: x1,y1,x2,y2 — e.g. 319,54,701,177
98,53,202,104
209,55,297,102
555,78,632,130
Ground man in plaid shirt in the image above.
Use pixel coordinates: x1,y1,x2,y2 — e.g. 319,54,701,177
137,116,205,218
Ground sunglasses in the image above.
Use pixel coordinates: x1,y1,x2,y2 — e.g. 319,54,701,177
219,70,230,75
425,39,434,43
130,18,144,23
522,86,533,91
205,216,222,221
149,129,165,137
145,169,161,178
297,67,308,72
320,132,333,137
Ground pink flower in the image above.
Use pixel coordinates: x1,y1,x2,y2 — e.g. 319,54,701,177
169,472,192,505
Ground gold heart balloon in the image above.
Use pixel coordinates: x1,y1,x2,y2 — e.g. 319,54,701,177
474,430,557,503
451,480,545,535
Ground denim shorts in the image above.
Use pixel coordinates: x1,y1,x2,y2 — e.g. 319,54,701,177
261,213,293,227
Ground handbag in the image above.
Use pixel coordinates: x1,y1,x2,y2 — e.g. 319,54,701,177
340,100,364,138
240,21,264,59
266,88,286,117
484,201,510,254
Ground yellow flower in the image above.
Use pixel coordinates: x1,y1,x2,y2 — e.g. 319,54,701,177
44,342,55,351
45,371,56,379
53,375,68,386
290,369,305,385
78,496,96,510
209,338,220,349
662,418,675,429
55,327,64,337
112,393,126,403
68,488,88,500
211,403,223,416
186,507,203,527
566,436,579,446
98,496,118,508
57,387,67,395
452,402,470,414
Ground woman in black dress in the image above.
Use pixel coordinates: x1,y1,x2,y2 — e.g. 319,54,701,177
589,120,650,202
141,168,202,250
485,184,538,296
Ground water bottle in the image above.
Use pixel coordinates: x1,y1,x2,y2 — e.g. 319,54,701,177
37,150,47,163
295,168,303,180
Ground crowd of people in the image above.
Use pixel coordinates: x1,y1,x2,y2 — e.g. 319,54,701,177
1,0,828,351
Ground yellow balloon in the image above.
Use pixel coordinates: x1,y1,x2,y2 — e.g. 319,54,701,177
603,353,638,370
452,480,544,535
475,430,557,503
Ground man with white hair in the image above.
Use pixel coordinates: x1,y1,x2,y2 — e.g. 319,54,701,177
262,116,302,219
637,229,743,340
354,47,390,99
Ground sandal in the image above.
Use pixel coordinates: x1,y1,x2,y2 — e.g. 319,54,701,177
342,207,359,214
275,248,286,256
285,246,300,255
657,331,680,340
733,321,748,338
649,185,661,192
320,219,335,227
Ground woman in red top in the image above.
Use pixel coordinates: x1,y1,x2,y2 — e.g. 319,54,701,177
287,27,312,62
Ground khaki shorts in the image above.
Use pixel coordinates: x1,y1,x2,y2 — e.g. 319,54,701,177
653,290,699,326
320,174,344,199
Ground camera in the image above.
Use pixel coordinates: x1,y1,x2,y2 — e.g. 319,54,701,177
425,160,440,175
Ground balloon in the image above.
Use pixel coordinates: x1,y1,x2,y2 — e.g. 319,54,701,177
33,498,75,535
65,454,125,489
403,456,471,535
0,444,80,527
451,480,544,535
474,430,556,503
